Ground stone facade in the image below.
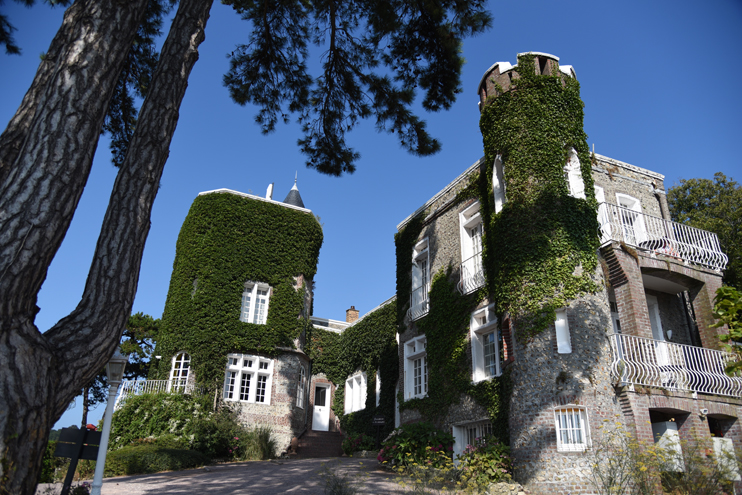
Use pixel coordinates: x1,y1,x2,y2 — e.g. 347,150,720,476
394,52,740,495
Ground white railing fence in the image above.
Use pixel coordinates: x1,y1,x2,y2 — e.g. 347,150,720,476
114,378,195,410
407,284,430,321
598,203,728,271
609,334,742,398
458,253,485,295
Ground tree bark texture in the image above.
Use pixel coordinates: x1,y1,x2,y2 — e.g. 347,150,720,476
0,0,213,492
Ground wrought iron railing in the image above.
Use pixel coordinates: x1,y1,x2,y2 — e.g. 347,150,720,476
609,334,742,398
598,203,728,271
458,253,485,295
407,284,430,321
114,378,194,410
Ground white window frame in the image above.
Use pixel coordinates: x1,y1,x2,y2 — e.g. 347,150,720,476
223,353,274,405
471,304,501,382
404,335,428,399
410,238,430,320
453,420,494,460
375,370,381,407
344,371,367,414
651,421,684,472
240,281,271,325
615,193,647,245
564,148,586,199
594,185,611,245
170,352,191,392
459,202,485,294
555,309,572,354
554,406,590,452
493,154,506,213
296,365,306,409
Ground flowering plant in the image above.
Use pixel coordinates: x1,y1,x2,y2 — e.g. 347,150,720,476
456,436,512,487
377,422,454,469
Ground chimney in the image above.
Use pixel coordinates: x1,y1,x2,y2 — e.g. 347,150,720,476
266,183,274,200
346,306,359,323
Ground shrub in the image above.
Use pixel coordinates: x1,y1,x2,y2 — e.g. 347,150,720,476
342,433,376,456
104,444,212,476
377,422,454,469
456,437,512,488
39,440,65,483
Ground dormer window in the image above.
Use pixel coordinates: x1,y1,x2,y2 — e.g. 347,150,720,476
241,282,271,325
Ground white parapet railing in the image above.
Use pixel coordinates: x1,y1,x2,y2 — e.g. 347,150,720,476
458,253,485,295
598,203,728,271
114,378,194,410
407,284,430,321
609,334,742,398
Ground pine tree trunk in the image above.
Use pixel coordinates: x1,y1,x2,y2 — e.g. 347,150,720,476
0,0,213,492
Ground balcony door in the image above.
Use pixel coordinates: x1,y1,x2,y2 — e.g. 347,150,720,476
646,295,669,366
616,194,647,246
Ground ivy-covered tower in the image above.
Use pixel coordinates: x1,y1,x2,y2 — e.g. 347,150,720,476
477,52,620,493
152,183,323,448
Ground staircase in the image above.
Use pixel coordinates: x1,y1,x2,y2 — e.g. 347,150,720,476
296,430,344,458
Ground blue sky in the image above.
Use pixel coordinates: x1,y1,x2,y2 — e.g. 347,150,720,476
2,0,741,428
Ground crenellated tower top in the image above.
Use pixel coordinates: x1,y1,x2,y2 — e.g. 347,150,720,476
477,52,576,110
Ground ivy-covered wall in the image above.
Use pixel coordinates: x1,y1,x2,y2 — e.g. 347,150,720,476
307,299,399,439
151,191,323,386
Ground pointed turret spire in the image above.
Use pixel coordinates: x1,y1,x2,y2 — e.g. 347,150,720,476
283,172,305,208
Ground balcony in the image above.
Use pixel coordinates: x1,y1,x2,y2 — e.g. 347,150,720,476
598,203,728,271
407,284,430,321
458,253,485,295
609,334,742,398
114,378,195,410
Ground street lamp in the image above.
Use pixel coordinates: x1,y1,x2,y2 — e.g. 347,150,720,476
91,348,128,495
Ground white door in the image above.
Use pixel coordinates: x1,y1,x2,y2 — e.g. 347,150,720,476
646,295,669,366
594,186,610,244
312,384,330,431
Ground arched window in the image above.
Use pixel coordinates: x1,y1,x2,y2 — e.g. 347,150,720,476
170,352,191,392
492,155,506,212
564,149,586,199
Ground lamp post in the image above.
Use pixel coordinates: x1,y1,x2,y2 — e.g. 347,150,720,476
91,348,128,495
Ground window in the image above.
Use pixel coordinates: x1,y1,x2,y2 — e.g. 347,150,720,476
453,421,493,460
240,282,271,325
554,406,590,452
296,365,306,409
471,304,502,382
170,352,191,392
223,353,273,405
564,149,586,199
344,371,367,414
459,202,485,294
555,309,572,354
409,238,430,320
404,335,427,399
615,194,646,246
651,421,684,471
375,370,381,407
594,186,610,244
493,154,506,213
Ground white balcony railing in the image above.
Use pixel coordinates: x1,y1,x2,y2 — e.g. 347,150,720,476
114,378,194,410
609,334,742,398
458,253,485,295
407,284,430,321
599,203,728,271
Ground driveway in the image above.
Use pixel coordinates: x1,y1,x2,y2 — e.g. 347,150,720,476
36,457,404,495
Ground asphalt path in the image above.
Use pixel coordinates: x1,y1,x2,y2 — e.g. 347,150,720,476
36,457,404,495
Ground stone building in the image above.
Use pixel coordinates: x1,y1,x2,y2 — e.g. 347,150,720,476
394,52,740,494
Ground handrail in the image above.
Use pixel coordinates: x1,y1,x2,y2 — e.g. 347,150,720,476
407,284,430,321
458,253,485,295
609,334,742,398
598,203,728,271
114,378,195,410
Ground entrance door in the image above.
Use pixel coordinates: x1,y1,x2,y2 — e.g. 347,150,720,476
312,384,330,431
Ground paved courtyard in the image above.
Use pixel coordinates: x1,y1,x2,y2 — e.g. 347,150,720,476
36,457,404,495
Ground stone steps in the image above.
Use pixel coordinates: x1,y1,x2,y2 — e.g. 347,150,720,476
296,430,344,458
